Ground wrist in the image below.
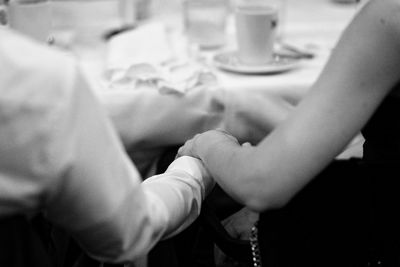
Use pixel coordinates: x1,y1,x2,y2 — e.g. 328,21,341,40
167,156,215,198
199,134,241,165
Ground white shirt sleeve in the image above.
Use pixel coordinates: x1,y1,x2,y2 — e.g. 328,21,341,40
0,29,213,263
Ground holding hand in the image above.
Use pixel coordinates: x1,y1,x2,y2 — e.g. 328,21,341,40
177,129,240,160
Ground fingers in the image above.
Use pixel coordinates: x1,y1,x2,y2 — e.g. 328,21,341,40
177,131,210,159
177,137,196,158
176,146,185,158
177,129,244,159
214,129,241,145
242,142,252,147
176,143,189,158
215,128,231,135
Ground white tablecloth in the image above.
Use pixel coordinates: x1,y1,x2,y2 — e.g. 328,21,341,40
51,0,364,174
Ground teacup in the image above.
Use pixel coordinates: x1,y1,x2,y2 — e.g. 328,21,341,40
235,4,278,65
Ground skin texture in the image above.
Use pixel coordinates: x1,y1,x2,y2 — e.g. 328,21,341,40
177,0,400,212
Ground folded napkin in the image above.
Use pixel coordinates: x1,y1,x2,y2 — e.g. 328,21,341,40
105,22,217,94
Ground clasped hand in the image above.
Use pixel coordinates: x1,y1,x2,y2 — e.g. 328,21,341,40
177,129,241,160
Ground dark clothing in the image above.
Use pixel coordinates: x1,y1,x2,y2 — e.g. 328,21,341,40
257,94,400,267
362,95,400,161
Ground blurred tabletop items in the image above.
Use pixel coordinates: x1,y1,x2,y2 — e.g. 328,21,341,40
1,0,367,160
0,0,367,89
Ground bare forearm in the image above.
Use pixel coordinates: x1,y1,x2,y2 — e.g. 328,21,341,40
197,139,261,208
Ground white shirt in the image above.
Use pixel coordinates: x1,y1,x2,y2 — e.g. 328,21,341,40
0,28,214,264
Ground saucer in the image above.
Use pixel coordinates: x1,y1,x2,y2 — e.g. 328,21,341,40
213,50,301,74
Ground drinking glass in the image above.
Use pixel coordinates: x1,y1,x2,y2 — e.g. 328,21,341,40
183,0,229,49
7,0,52,43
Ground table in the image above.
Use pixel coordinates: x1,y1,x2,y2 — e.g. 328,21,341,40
51,0,364,174
215,0,358,96
149,0,364,158
52,0,359,90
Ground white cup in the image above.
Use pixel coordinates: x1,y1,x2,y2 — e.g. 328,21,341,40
8,0,52,43
235,4,278,65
